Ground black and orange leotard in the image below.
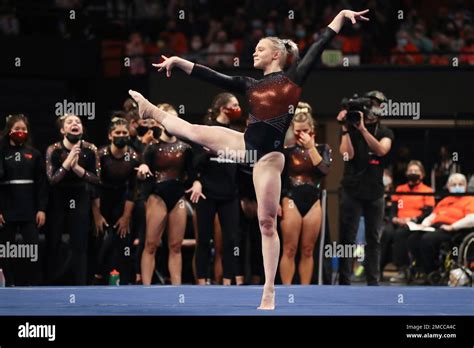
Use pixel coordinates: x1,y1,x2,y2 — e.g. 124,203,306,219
190,27,336,160
281,143,332,216
142,139,194,211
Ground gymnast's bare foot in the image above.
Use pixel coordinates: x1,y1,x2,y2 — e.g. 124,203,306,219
128,90,157,120
257,286,275,310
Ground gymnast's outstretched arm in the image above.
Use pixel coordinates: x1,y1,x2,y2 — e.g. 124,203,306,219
152,55,251,94
288,9,370,86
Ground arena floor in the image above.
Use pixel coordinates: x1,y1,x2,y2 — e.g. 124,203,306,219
0,285,472,316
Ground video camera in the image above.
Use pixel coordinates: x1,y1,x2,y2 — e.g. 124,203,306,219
340,94,373,126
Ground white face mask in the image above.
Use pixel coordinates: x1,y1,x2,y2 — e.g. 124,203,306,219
191,40,202,51
449,184,466,194
383,175,392,187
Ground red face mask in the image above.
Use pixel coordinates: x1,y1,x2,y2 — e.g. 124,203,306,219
9,130,28,144
223,107,242,121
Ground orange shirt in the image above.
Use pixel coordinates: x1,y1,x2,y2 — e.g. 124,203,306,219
391,43,424,65
432,196,474,225
392,183,435,219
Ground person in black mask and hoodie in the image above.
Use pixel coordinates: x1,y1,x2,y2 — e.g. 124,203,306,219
0,114,48,286
45,114,100,285
191,93,244,286
337,91,394,286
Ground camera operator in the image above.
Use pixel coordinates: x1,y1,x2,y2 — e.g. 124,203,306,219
337,91,394,286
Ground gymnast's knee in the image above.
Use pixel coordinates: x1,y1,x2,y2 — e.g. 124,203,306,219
259,217,276,237
144,240,158,254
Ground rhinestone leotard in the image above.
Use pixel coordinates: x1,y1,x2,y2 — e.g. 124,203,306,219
191,27,337,161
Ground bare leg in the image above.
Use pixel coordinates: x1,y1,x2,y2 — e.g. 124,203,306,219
129,90,245,157
167,198,187,285
141,195,167,285
279,197,303,284
253,152,285,310
299,201,322,284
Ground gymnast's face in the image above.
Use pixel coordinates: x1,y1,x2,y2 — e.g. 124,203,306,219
293,120,314,145
108,124,130,142
11,120,28,134
253,39,280,69
61,115,83,136
139,117,158,128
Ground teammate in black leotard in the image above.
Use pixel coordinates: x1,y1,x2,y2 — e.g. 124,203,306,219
130,9,369,309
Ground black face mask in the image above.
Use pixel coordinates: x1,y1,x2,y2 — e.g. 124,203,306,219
407,173,421,185
136,125,149,137
66,133,82,144
151,126,162,140
113,136,130,149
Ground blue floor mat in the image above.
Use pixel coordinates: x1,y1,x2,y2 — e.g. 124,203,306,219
0,285,472,316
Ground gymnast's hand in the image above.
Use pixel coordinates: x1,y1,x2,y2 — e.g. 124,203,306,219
115,215,131,238
36,211,46,228
186,180,206,203
329,9,369,33
135,164,152,180
152,55,178,78
342,9,370,25
0,213,5,227
298,131,315,150
94,213,109,235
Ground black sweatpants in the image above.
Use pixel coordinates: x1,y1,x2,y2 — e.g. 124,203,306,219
46,187,91,285
195,196,242,280
96,191,134,284
0,221,39,286
338,189,385,285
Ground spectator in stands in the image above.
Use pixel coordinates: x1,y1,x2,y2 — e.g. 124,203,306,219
391,30,424,65
0,10,20,36
126,32,146,75
460,26,474,65
412,22,433,53
443,20,464,52
207,30,236,67
184,35,207,65
407,173,474,283
381,160,435,283
429,32,452,66
434,145,459,192
160,19,188,55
